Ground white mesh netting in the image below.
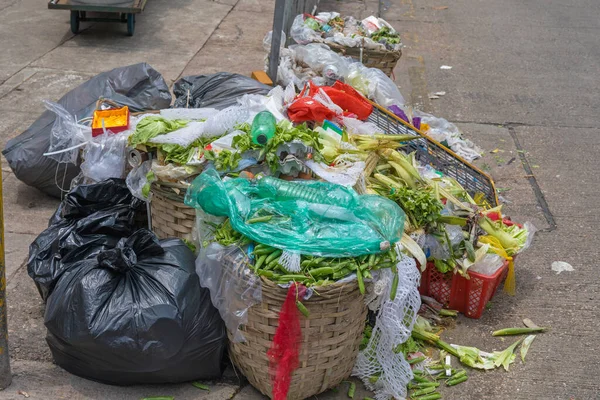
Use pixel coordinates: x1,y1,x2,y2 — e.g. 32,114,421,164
279,250,301,273
353,244,421,400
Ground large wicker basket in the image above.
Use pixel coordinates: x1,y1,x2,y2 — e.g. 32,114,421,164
328,42,402,77
149,181,195,240
229,278,367,400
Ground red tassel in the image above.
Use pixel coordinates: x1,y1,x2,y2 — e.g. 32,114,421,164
268,283,306,400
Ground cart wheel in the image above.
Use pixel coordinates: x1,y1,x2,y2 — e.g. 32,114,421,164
126,13,135,36
70,11,79,34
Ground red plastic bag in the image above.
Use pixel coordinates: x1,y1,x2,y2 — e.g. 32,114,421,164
323,81,373,120
287,81,373,123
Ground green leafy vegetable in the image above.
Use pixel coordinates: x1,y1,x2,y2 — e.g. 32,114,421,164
129,116,189,146
213,219,249,246
520,335,536,362
234,120,323,171
204,150,242,171
384,186,443,228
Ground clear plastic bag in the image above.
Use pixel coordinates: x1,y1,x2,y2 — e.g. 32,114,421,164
290,14,322,44
80,132,127,183
292,43,352,78
196,242,262,342
44,101,92,164
345,62,406,107
126,159,152,200
341,117,381,135
185,169,406,257
414,110,482,162
469,253,504,275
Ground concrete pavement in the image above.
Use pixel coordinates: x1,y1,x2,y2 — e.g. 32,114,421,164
1,0,599,399
323,0,600,398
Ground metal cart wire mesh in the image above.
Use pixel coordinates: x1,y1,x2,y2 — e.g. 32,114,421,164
368,102,499,206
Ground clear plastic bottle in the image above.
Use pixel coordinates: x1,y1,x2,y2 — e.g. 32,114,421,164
256,176,354,207
251,111,276,146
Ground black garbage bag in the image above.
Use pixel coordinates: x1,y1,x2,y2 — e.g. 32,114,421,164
44,230,227,385
3,63,172,198
28,178,145,301
173,72,272,110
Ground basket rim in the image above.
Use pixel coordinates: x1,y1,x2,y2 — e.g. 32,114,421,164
325,41,402,56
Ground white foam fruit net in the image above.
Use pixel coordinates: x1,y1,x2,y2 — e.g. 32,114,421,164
279,250,301,273
353,244,421,400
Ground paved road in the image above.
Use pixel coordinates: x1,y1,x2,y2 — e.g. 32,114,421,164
0,0,599,398
373,0,600,398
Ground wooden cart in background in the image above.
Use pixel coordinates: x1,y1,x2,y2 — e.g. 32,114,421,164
48,0,148,36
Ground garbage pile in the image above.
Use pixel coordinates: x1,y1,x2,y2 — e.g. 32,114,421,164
290,12,403,51
3,18,537,398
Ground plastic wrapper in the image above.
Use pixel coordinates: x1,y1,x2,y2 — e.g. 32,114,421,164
44,230,227,384
3,63,171,197
185,169,405,257
196,242,262,342
469,253,504,276
44,101,92,164
173,73,272,110
28,179,145,301
305,159,365,187
80,132,128,183
342,117,381,135
126,159,152,200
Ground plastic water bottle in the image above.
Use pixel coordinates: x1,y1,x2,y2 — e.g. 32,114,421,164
256,176,354,207
251,111,276,146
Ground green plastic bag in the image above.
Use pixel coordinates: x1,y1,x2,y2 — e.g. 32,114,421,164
184,169,405,257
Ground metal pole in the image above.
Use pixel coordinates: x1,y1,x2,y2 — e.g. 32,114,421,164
0,178,12,389
268,0,287,82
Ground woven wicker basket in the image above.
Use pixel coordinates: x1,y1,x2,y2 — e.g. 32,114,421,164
229,278,367,400
149,181,195,240
328,42,402,77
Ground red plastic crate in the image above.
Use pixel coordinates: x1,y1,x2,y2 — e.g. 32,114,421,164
419,260,508,319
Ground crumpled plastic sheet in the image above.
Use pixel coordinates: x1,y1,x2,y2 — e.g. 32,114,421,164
44,101,92,165
195,242,262,342
80,132,128,183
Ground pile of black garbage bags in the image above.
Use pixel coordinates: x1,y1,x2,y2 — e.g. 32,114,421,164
8,63,272,385
28,179,227,385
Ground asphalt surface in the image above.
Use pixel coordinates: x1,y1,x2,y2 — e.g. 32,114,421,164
0,0,598,399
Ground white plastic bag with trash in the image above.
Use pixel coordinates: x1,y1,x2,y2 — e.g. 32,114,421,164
414,110,482,162
80,132,127,183
345,62,406,107
290,14,323,44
